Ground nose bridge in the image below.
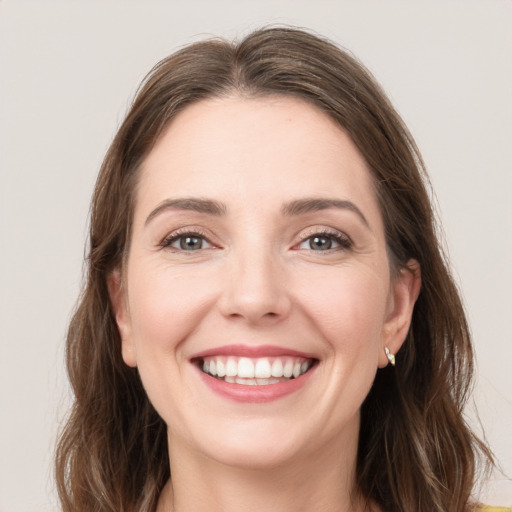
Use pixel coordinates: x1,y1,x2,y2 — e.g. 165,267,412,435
219,235,290,323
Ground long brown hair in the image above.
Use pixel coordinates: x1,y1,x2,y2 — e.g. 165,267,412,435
55,27,492,512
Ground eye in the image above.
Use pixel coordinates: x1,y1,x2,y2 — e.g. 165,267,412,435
297,231,352,251
161,231,214,251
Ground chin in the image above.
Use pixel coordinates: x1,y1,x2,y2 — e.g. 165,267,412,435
170,414,316,471
205,438,307,471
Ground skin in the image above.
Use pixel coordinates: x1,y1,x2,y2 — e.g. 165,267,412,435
109,96,421,512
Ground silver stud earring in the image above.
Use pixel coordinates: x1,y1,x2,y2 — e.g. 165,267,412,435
385,347,396,366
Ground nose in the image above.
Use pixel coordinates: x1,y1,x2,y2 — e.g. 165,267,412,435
217,247,291,325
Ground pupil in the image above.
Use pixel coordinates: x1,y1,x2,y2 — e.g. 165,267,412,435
180,236,202,250
310,236,332,250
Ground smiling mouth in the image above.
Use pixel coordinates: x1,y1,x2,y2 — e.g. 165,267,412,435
195,356,317,386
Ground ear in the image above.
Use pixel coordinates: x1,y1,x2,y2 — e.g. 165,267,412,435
378,259,421,368
107,269,137,367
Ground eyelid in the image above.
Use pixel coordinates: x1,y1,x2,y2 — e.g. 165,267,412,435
160,227,216,250
293,227,353,251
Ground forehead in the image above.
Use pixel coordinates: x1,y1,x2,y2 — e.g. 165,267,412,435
137,95,381,222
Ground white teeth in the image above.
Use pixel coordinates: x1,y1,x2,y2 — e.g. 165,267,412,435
226,357,237,377
271,359,283,377
238,358,255,378
283,360,294,378
216,359,226,377
255,358,272,378
200,355,314,384
236,377,257,385
235,377,285,386
257,377,281,385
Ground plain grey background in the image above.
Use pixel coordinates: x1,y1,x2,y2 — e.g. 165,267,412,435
0,1,511,510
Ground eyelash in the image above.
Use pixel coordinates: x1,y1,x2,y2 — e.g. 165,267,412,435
160,229,214,251
160,228,353,253
296,229,353,252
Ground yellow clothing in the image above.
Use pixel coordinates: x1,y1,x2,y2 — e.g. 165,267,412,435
478,507,512,511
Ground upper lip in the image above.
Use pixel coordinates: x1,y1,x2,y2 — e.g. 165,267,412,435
189,344,317,360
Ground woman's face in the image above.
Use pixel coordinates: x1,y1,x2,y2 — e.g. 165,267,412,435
110,96,419,469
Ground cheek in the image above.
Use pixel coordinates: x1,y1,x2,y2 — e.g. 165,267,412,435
296,266,389,353
127,266,216,355
125,268,216,426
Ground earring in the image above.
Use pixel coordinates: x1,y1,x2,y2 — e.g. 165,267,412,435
385,347,396,366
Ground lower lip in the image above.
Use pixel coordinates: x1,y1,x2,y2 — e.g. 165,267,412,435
196,366,316,403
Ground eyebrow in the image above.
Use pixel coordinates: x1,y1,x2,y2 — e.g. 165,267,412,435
145,198,226,225
281,198,370,228
145,196,369,228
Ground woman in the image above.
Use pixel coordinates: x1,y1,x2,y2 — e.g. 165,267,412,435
55,27,499,512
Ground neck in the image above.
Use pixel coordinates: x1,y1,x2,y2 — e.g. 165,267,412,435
157,426,372,512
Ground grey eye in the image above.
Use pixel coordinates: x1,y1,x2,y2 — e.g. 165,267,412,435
299,235,339,251
163,233,213,251
297,231,352,252
178,236,204,250
309,236,334,251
